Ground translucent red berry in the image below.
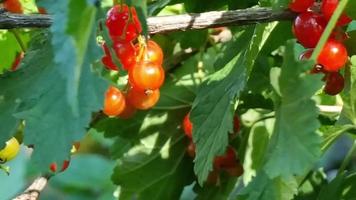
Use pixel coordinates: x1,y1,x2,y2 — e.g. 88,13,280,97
3,0,23,13
289,0,315,13
126,88,160,110
323,72,344,95
106,5,142,42
317,39,348,72
101,43,118,71
321,0,352,26
293,12,326,48
214,146,237,170
128,61,165,91
113,41,136,70
183,113,193,139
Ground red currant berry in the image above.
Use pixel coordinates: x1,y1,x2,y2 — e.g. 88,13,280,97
233,115,240,133
101,43,118,71
3,0,23,13
128,61,165,91
126,88,160,110
113,41,136,70
321,0,352,26
224,163,244,177
317,39,348,72
106,5,142,42
103,86,126,116
293,12,326,48
50,160,70,173
206,170,219,185
289,0,315,13
186,141,196,158
214,146,237,170
136,40,164,65
118,96,136,119
299,49,313,60
182,112,193,139
323,72,344,95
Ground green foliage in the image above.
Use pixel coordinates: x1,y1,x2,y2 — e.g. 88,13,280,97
191,24,277,184
1,0,356,199
0,31,29,73
110,110,194,200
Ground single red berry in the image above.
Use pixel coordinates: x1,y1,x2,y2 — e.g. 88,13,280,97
101,43,118,71
321,0,352,26
299,49,326,74
105,5,142,42
182,112,193,139
317,39,348,72
11,52,24,71
103,86,126,116
113,41,136,70
299,49,313,61
118,95,136,119
186,141,196,158
128,61,165,91
37,7,47,14
233,115,240,133
3,0,23,13
289,0,315,13
293,12,327,48
323,72,344,95
50,160,70,173
224,162,244,177
214,146,237,170
206,169,219,185
136,40,164,65
126,88,160,110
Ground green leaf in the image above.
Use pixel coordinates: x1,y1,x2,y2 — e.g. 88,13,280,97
0,31,29,73
0,31,107,170
191,24,276,185
263,40,323,178
294,170,328,200
194,178,237,200
243,120,273,184
39,0,100,114
157,47,220,110
345,1,356,19
340,56,356,125
111,110,194,200
237,172,298,200
50,155,115,191
343,173,356,199
317,173,346,200
320,125,355,152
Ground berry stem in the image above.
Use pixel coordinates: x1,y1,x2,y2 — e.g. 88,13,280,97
10,29,26,52
310,0,349,61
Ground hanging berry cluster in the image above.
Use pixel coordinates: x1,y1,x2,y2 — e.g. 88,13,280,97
289,0,351,96
183,112,244,184
101,4,165,118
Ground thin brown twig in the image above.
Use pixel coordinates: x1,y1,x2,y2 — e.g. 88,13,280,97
0,8,296,33
12,176,49,200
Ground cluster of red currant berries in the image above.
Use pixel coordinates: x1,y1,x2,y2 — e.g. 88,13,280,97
289,0,351,95
102,4,165,118
182,112,243,184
